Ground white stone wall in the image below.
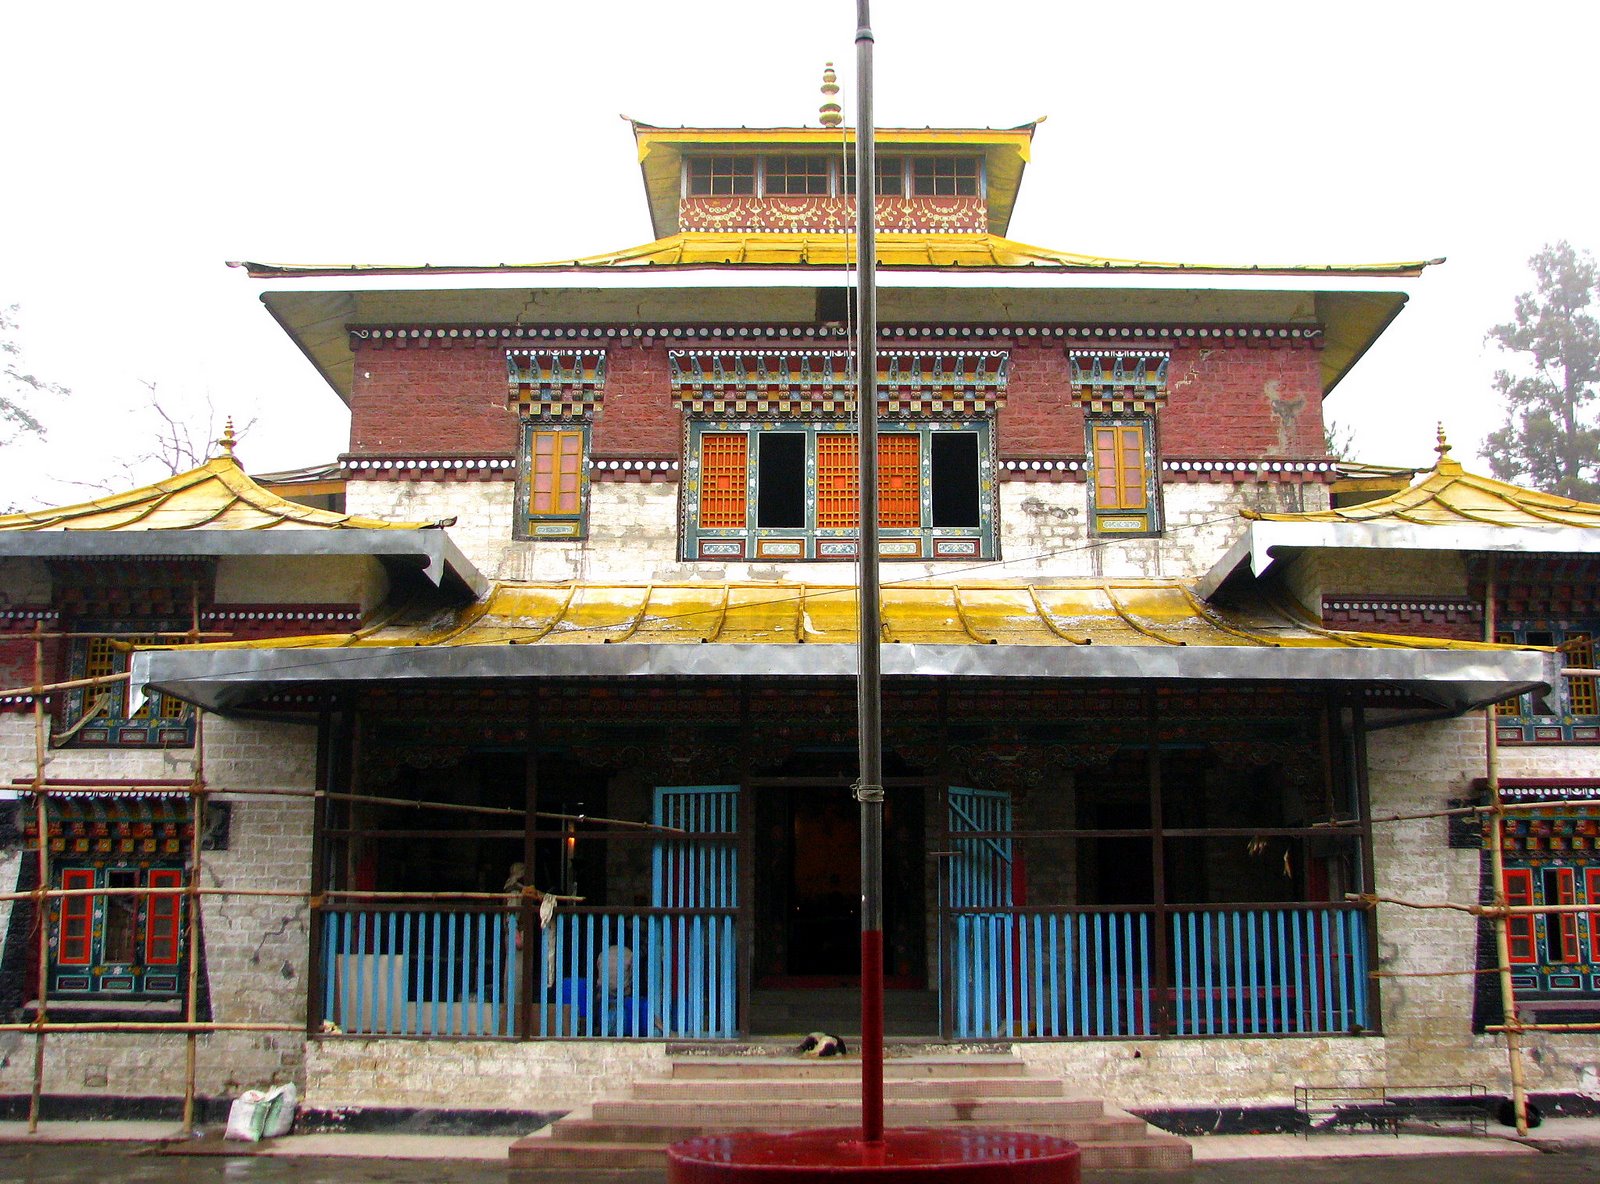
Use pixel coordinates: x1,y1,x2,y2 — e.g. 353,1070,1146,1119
346,476,1326,587
215,556,389,614
1022,1037,1388,1110
1366,714,1600,1099
0,714,317,1103
304,1038,669,1111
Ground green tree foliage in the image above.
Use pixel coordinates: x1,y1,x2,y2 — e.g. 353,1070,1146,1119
1483,242,1600,500
0,304,65,444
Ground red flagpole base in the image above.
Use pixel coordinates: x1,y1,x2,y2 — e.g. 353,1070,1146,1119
667,1128,1080,1183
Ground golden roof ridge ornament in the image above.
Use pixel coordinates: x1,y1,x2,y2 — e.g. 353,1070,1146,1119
819,63,843,128
1434,421,1462,474
218,418,237,459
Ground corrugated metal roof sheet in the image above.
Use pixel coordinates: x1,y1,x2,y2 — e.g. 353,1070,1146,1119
171,580,1513,653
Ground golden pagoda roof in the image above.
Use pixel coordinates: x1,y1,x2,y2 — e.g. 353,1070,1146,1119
1243,430,1600,529
0,441,447,533
169,579,1510,653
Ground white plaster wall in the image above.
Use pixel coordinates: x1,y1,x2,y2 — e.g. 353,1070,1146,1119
1366,714,1600,1098
1021,1037,1388,1110
0,715,317,1103
215,556,389,614
304,1038,669,1111
347,477,1314,587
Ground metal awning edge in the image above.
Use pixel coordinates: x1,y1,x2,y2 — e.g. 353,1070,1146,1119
133,642,1547,716
0,529,486,598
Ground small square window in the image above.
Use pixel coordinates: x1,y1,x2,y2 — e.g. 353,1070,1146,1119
911,156,980,197
763,155,831,196
687,155,756,196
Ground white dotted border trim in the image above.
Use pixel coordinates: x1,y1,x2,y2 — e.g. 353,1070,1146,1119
353,325,1323,343
1001,459,1339,474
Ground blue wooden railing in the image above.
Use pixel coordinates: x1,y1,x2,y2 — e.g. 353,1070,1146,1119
950,905,1369,1039
537,907,738,1039
320,904,737,1039
322,907,518,1037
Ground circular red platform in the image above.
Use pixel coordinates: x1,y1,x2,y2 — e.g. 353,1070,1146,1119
667,1128,1080,1183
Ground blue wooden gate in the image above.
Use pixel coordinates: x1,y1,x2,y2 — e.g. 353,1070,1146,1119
946,785,1017,1036
650,785,739,1037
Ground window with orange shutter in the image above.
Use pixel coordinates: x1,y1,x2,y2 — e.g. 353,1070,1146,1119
1086,417,1160,535
520,424,589,538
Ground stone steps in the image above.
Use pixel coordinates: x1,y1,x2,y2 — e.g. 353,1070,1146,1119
509,1051,1193,1172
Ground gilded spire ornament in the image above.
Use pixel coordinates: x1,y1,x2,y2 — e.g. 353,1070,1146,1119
218,418,237,458
819,62,842,127
1435,422,1452,461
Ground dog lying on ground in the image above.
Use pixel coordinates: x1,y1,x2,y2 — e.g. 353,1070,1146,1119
794,1032,849,1058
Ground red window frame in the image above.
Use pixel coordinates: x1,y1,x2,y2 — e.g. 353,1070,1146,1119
1504,868,1536,963
58,868,96,965
1588,867,1600,962
1546,866,1580,963
145,868,183,966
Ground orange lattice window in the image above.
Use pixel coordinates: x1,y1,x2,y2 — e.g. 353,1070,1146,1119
817,434,921,529
529,429,583,517
1566,632,1596,715
1092,424,1148,511
699,434,749,529
878,435,921,528
145,869,183,965
816,434,860,529
58,868,95,965
1504,868,1536,963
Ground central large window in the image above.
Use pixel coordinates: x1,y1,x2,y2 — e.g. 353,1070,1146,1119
683,418,994,562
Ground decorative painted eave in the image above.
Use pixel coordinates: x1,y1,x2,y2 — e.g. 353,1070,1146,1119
132,579,1548,717
0,440,485,596
1199,430,1600,598
236,232,1434,280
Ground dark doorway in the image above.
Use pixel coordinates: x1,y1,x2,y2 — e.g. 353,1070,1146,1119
753,782,925,988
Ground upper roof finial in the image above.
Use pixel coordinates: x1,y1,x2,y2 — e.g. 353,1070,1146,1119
218,418,237,459
1435,422,1452,461
819,62,843,128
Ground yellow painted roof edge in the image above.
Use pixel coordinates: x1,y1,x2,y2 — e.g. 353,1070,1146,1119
0,453,448,532
136,580,1536,655
1244,434,1600,526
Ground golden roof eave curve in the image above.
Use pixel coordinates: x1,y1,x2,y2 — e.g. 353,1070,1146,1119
0,453,451,533
1243,433,1600,530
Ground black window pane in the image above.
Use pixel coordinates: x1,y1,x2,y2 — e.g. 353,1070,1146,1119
930,433,980,527
757,433,806,528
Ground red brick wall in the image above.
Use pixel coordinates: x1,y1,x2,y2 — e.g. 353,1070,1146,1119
349,335,1327,461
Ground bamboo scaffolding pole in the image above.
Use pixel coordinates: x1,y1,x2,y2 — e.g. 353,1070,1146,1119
1483,564,1530,1137
1320,798,1600,827
0,671,132,699
1349,891,1600,917
1488,1021,1600,1034
28,623,48,1132
0,886,585,903
1368,967,1500,978
180,718,204,1133
0,1022,305,1034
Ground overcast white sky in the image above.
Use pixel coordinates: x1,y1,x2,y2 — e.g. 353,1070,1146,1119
3,1,1597,509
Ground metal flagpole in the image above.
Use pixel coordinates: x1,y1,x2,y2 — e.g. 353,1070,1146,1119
852,0,885,1149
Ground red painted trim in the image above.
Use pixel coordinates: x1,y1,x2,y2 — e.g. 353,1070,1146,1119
859,928,884,1145
59,869,95,965
145,869,183,965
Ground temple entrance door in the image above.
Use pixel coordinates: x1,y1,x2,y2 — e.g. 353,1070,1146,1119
752,782,926,990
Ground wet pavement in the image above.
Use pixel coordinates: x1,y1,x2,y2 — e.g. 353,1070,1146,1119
0,1143,1597,1184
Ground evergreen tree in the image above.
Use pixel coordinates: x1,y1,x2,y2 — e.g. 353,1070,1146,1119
1483,242,1600,500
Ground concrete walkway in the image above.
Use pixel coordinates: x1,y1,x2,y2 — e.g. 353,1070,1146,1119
0,1115,1598,1164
